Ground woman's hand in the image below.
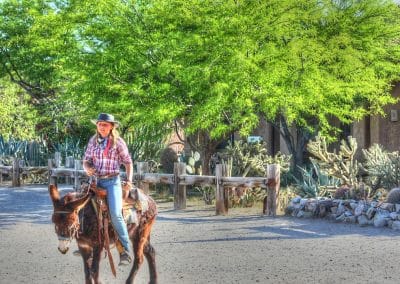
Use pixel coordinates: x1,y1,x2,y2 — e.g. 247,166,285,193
125,180,133,190
86,167,96,176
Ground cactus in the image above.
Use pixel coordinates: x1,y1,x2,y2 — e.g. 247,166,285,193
185,151,202,175
386,187,400,204
307,134,360,199
220,140,290,177
361,144,400,194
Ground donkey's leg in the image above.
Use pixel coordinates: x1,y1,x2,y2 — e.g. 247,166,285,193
80,246,94,284
144,240,157,284
126,218,156,284
92,245,103,284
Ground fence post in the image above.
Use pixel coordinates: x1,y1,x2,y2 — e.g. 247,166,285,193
66,156,74,185
265,164,280,216
215,164,228,215
74,160,82,191
12,158,21,187
136,162,149,194
174,162,187,210
48,159,57,185
54,152,61,168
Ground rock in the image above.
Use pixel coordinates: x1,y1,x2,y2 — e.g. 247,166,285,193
291,196,301,203
379,203,395,212
376,209,390,218
344,210,353,217
373,215,388,227
354,203,365,216
370,201,379,208
336,204,346,216
395,204,400,213
391,221,400,230
389,212,398,220
305,201,317,213
300,199,308,206
344,216,357,223
336,213,345,222
331,206,338,214
350,202,358,210
357,215,369,226
296,210,305,218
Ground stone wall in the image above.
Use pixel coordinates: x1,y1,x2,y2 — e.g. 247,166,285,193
286,197,400,231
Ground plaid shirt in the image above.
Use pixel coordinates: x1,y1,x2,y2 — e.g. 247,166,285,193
84,136,132,176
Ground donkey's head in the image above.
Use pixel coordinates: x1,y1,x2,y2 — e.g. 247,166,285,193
49,184,90,254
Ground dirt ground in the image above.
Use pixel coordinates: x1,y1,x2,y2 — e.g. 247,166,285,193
1,184,400,284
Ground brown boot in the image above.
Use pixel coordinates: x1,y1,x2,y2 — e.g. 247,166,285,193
119,251,132,266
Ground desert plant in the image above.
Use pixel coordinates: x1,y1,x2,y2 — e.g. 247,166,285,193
219,140,291,177
292,161,340,198
307,134,360,192
195,186,215,205
361,144,400,194
386,187,400,204
241,188,266,207
184,151,202,175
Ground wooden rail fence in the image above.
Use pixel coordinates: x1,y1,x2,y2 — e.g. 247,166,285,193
1,155,280,216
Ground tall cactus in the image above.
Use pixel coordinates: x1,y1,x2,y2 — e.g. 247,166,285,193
361,144,400,193
307,134,359,190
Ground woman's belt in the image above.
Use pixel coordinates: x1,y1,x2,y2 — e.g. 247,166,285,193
97,173,119,179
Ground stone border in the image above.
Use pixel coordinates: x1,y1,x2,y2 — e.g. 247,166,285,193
286,197,400,230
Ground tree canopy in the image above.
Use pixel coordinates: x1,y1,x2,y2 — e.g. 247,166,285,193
1,0,399,171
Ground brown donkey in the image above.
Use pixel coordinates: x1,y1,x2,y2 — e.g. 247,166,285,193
49,183,158,284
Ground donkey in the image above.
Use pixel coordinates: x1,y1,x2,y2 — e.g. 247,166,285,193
49,183,158,284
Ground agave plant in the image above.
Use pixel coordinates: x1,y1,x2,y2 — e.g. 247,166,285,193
292,161,340,198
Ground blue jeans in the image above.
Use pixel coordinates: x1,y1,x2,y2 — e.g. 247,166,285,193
97,176,131,254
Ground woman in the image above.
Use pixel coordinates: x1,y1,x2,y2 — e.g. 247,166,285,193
83,113,133,265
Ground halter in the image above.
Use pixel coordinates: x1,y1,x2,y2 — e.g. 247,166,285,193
53,210,81,240
54,211,73,214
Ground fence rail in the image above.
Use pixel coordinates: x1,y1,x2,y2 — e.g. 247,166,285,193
0,154,280,216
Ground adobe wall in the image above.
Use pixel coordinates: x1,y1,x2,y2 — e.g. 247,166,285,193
369,82,400,152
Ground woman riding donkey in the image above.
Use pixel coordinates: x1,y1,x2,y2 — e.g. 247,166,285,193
83,112,133,265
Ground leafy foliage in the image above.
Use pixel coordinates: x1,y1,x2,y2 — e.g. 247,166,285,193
0,0,400,176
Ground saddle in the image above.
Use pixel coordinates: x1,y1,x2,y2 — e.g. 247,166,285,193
89,182,143,277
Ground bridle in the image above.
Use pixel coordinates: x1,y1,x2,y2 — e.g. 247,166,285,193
53,210,81,241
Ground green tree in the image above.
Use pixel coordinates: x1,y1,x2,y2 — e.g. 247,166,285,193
0,79,38,140
1,0,400,174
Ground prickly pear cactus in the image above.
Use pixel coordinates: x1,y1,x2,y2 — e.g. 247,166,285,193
185,151,202,175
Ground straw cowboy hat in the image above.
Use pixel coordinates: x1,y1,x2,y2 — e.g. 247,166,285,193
91,113,120,127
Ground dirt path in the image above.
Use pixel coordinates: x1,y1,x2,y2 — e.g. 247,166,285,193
0,185,399,284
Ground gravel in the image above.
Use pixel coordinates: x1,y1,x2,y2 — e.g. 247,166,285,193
1,184,400,284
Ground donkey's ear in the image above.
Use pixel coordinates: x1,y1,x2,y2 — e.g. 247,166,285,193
67,194,91,212
49,184,60,205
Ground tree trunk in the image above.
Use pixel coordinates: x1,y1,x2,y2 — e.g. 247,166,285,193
277,115,317,177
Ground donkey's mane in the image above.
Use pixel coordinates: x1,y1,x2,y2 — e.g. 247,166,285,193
62,191,88,205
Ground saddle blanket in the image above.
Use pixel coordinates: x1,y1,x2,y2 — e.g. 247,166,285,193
123,188,150,225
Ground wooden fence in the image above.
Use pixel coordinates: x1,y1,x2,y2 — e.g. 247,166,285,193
1,155,280,216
